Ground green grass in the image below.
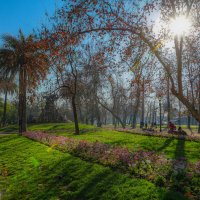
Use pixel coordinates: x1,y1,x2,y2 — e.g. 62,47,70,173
1,123,200,162
0,134,186,200
28,122,96,132
0,124,18,133
0,123,96,133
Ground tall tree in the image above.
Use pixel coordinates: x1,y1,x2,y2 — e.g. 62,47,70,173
0,30,49,134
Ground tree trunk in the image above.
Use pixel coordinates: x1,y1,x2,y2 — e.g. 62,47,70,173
2,91,7,126
167,76,170,124
178,101,181,127
149,103,152,126
104,113,107,125
122,109,127,126
151,101,155,126
96,105,102,127
198,74,200,133
90,115,94,125
187,114,191,129
19,67,27,134
72,96,79,135
132,85,141,129
140,79,145,128
131,106,139,129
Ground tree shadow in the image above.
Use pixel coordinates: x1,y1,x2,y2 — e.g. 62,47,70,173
174,137,186,159
163,137,188,200
157,137,175,152
0,125,18,133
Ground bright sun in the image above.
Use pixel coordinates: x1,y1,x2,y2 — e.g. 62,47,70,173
169,16,191,36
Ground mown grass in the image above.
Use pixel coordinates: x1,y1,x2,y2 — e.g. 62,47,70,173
0,134,186,200
0,123,95,133
1,123,200,162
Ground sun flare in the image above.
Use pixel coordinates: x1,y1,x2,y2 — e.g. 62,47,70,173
169,16,191,36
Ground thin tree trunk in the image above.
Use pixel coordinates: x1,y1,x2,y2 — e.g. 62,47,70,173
152,101,155,126
132,85,141,129
72,96,79,135
140,79,145,128
178,101,181,127
187,114,191,129
123,109,127,126
104,113,107,125
90,114,94,125
149,103,152,126
167,76,170,124
186,88,191,130
95,104,101,127
198,73,200,133
2,91,7,126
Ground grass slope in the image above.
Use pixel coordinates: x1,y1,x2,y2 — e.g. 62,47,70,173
0,135,186,200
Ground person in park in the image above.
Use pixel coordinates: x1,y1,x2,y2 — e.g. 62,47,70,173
168,121,176,133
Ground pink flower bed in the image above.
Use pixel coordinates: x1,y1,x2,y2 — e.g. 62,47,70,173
22,131,200,199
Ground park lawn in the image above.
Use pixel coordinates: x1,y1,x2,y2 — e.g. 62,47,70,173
1,123,200,162
0,135,186,200
0,123,96,133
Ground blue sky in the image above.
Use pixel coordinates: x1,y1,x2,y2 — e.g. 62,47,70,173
0,0,60,40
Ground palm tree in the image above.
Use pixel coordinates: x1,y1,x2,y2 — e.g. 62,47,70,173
0,30,49,134
0,78,17,126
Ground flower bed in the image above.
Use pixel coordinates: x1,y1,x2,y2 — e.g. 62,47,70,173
23,131,200,199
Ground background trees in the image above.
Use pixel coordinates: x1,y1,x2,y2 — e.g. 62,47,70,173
0,79,17,126
53,0,199,123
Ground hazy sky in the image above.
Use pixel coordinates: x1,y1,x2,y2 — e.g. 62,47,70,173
0,0,60,39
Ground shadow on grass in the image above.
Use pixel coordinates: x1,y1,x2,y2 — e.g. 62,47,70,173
163,137,187,200
157,137,175,152
0,125,18,133
174,137,186,159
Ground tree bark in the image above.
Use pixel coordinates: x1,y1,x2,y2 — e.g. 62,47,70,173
19,67,27,134
198,73,200,133
72,96,79,134
187,114,191,129
132,85,141,129
140,79,145,128
167,76,170,124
